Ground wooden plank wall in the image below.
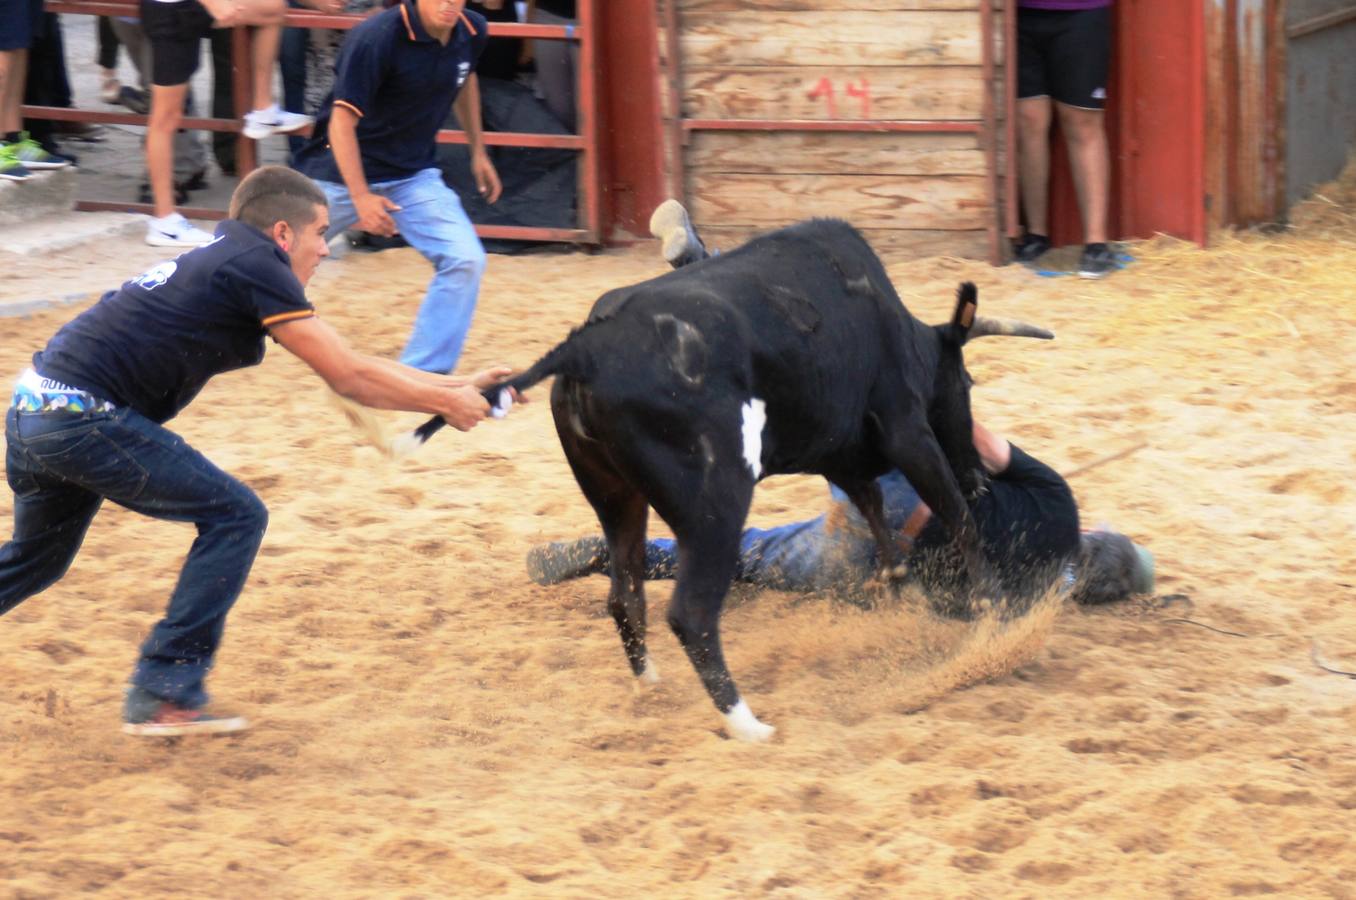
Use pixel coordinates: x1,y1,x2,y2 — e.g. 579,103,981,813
673,0,1001,261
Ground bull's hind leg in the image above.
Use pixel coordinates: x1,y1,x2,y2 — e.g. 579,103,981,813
666,511,775,742
553,390,657,684
565,468,656,683
602,492,659,684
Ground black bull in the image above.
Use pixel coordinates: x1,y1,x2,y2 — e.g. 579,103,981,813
408,219,1051,741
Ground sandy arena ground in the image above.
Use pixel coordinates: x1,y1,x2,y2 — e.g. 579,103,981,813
2,171,1355,897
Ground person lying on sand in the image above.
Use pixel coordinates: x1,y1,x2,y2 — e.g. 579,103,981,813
524,201,1153,617
1,166,511,737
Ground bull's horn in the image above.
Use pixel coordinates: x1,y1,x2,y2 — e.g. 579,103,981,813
970,316,1054,340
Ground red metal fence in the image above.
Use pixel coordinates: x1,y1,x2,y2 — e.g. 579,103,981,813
23,0,601,244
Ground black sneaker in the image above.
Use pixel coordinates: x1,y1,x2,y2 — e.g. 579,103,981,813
116,85,150,116
180,169,208,192
526,537,609,586
1012,232,1051,263
138,181,190,205
1078,243,1118,279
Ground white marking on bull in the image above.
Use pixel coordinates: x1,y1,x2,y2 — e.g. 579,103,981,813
390,431,423,458
722,698,775,743
640,656,660,684
490,387,513,420
740,398,766,479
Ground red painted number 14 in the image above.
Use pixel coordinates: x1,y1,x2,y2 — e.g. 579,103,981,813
809,78,871,118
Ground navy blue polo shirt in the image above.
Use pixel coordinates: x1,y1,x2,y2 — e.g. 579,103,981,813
294,1,489,185
34,221,314,424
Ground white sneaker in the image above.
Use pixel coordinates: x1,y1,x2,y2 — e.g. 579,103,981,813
146,213,216,248
242,107,314,140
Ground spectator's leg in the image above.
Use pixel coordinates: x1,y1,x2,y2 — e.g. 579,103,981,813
248,24,283,113
97,16,123,102
1055,102,1109,245
233,1,313,141
147,83,190,217
280,7,308,156
24,14,98,151
112,17,198,183
108,19,149,92
223,0,285,114
97,15,120,70
529,6,577,132
0,50,27,137
20,20,54,148
208,26,235,174
1016,96,1053,239
176,86,208,184
384,169,487,374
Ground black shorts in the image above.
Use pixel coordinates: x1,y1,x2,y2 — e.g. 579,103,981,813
1016,6,1112,110
141,0,216,86
0,0,44,51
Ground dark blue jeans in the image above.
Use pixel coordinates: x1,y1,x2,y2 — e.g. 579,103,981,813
2,405,267,708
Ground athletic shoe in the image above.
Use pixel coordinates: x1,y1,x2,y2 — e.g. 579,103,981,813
6,133,71,170
1012,232,1051,263
117,85,150,116
146,212,216,248
0,145,32,182
242,107,314,140
179,169,208,192
100,69,122,104
52,120,106,143
122,687,248,737
526,536,609,586
1078,242,1118,279
139,181,190,206
648,198,708,267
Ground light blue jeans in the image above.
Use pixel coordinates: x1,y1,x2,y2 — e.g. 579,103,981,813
319,168,487,373
647,472,924,592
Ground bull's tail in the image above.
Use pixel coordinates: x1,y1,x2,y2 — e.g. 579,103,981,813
391,331,595,457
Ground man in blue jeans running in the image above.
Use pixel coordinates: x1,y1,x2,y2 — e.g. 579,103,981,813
293,0,502,375
2,166,508,737
527,201,1154,615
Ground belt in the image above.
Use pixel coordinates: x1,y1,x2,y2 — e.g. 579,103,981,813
11,368,117,415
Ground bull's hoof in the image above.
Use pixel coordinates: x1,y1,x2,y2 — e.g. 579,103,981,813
639,657,660,685
883,564,910,594
721,699,776,742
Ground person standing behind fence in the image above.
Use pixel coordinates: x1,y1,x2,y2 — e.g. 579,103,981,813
0,0,73,181
293,0,502,375
1012,0,1117,279
526,0,576,132
140,0,315,248
109,16,211,205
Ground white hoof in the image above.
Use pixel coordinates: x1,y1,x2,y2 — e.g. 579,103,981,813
639,657,660,685
722,699,776,742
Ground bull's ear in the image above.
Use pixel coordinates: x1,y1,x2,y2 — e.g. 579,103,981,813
950,282,978,344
